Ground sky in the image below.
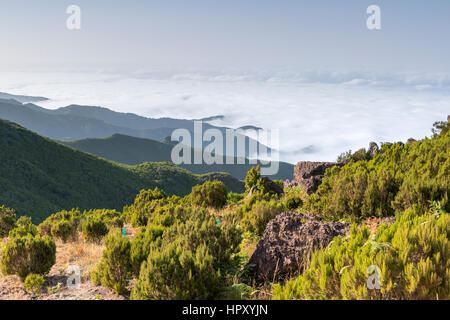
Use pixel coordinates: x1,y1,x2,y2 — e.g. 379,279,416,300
0,1,449,164
1,0,450,72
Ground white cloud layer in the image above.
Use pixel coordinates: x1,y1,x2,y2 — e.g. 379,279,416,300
0,70,448,164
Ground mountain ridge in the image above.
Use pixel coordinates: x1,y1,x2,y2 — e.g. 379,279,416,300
0,98,269,158
63,133,294,180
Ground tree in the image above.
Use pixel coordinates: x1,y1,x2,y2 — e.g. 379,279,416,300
245,166,261,192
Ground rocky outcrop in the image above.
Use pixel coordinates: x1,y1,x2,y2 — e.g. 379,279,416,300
248,212,349,282
284,161,337,194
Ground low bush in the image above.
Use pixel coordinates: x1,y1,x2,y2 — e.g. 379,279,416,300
91,230,132,295
130,224,165,275
24,273,45,293
131,242,221,300
9,216,38,238
305,130,450,221
285,194,303,211
50,220,77,243
227,192,245,204
237,195,284,236
122,188,170,227
189,180,228,208
131,208,242,300
272,207,449,300
82,218,108,243
0,234,56,280
38,209,82,241
84,209,123,228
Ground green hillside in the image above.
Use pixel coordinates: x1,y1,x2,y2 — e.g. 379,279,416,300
0,119,244,223
64,134,294,181
0,99,267,157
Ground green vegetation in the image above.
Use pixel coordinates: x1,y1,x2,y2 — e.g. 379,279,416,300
81,218,109,243
238,195,284,236
64,134,294,181
38,209,82,241
9,216,38,238
24,273,45,294
305,129,450,221
131,209,242,300
130,224,165,275
189,181,228,208
273,207,449,300
91,180,243,299
0,233,56,280
91,230,132,295
245,166,262,192
0,119,448,300
0,206,16,237
84,209,123,228
0,98,293,181
0,119,243,223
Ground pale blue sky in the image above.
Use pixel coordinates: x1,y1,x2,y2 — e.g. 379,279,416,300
1,0,449,72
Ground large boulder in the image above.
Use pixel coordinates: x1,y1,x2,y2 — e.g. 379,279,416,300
248,212,349,282
285,161,337,194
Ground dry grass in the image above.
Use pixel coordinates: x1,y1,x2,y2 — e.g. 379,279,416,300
0,232,125,300
54,235,105,282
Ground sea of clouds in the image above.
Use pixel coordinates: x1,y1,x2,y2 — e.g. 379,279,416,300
0,69,448,164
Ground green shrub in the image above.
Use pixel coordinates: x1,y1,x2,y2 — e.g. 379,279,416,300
238,197,284,236
38,209,82,240
272,208,449,300
305,130,450,221
165,209,242,268
227,192,245,204
131,242,221,300
149,203,190,227
189,180,228,208
0,206,16,237
131,208,242,300
84,209,123,228
123,188,170,227
9,216,38,238
51,220,77,243
24,273,45,293
285,194,303,211
82,218,108,243
1,234,56,280
130,224,165,275
91,230,132,295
